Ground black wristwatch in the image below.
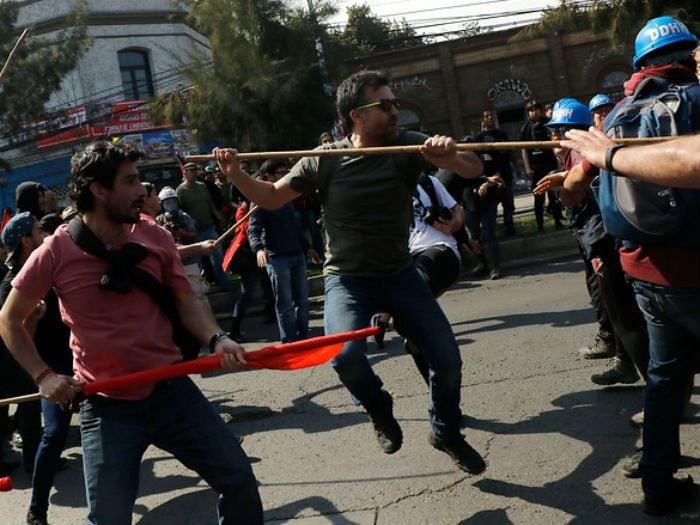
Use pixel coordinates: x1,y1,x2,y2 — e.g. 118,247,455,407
209,330,230,353
605,144,627,173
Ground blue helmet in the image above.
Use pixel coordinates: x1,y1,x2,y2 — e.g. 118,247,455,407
632,16,698,70
588,94,614,112
547,98,592,128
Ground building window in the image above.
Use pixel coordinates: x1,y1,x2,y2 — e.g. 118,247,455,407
118,49,154,100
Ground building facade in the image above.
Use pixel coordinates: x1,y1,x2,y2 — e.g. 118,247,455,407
0,0,209,209
344,28,633,142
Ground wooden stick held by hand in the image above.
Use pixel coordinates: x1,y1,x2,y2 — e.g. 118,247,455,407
214,204,258,247
186,137,674,163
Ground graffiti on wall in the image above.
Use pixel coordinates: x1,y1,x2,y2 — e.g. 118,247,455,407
487,79,531,103
390,76,430,93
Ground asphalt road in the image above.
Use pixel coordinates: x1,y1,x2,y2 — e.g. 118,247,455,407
1,258,699,524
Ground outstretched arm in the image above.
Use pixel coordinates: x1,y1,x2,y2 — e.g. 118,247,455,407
214,148,300,209
562,128,700,189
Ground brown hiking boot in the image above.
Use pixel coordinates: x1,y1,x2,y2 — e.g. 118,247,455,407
578,335,615,359
365,390,403,454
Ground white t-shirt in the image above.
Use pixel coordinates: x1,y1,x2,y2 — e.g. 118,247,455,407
409,175,459,258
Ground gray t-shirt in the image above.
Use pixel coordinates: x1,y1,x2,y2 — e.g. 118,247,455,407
283,130,428,277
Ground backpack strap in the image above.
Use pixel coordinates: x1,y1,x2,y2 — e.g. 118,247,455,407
417,174,440,208
66,217,200,360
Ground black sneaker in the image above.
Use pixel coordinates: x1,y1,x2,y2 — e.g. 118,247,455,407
364,390,403,454
642,474,696,515
26,510,49,525
428,432,486,474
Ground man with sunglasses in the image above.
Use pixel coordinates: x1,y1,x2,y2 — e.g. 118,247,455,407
215,69,486,473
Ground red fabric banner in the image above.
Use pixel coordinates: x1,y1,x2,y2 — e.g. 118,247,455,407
81,326,379,396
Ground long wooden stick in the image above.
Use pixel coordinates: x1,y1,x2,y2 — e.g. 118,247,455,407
0,392,41,408
0,28,30,85
185,136,675,163
214,204,258,246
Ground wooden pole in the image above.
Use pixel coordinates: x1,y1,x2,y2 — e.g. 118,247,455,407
0,392,41,408
0,29,30,85
185,136,675,163
214,204,258,247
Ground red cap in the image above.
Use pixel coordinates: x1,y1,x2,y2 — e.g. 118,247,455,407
0,476,12,491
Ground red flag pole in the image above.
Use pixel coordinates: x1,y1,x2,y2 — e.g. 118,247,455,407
0,327,381,405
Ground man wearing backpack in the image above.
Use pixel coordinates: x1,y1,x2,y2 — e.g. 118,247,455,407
215,70,486,474
562,17,700,515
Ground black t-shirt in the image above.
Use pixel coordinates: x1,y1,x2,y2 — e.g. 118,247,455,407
474,128,513,182
519,117,558,172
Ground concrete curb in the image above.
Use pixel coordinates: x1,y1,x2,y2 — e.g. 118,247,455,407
210,229,579,320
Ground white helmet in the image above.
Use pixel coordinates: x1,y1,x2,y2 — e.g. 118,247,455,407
158,186,177,202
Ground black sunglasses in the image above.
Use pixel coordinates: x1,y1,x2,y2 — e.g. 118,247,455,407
355,98,401,112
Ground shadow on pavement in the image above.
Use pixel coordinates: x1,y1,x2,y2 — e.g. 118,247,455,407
451,307,593,337
465,387,700,524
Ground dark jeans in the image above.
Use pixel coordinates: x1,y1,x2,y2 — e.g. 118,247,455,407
531,172,563,227
266,252,310,343
577,239,614,347
591,242,648,377
467,201,500,270
498,183,516,234
631,280,700,499
79,377,262,525
409,245,461,383
29,399,72,514
0,352,41,472
232,269,258,319
324,265,463,438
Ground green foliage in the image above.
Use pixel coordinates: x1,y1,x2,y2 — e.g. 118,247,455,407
0,1,90,134
333,3,422,54
151,0,337,151
513,0,700,45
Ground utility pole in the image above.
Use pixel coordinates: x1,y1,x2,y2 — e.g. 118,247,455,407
306,0,333,97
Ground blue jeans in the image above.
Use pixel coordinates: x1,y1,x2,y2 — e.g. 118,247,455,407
266,252,310,343
467,201,500,269
324,265,463,438
632,280,700,499
197,225,230,290
79,377,262,525
232,269,258,319
29,399,72,514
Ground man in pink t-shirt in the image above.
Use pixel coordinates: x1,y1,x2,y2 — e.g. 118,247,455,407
0,141,262,525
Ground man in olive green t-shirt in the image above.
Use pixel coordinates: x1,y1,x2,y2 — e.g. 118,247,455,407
176,163,230,291
215,70,486,473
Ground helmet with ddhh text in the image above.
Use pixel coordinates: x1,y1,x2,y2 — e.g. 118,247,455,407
546,98,592,128
588,94,615,112
632,16,698,70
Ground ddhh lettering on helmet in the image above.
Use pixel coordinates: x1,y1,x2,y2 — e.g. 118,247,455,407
647,21,691,42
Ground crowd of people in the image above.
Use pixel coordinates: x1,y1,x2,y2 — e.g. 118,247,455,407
0,14,698,525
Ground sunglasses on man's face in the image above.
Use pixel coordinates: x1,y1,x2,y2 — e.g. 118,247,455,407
355,98,401,112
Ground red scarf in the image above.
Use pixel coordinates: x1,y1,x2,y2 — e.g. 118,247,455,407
624,64,697,96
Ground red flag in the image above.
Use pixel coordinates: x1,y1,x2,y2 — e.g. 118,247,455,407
81,327,379,396
0,208,12,234
222,202,251,272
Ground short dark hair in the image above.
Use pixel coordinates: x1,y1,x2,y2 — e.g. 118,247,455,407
336,70,390,132
70,141,144,213
526,100,542,110
260,158,291,177
142,181,155,197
